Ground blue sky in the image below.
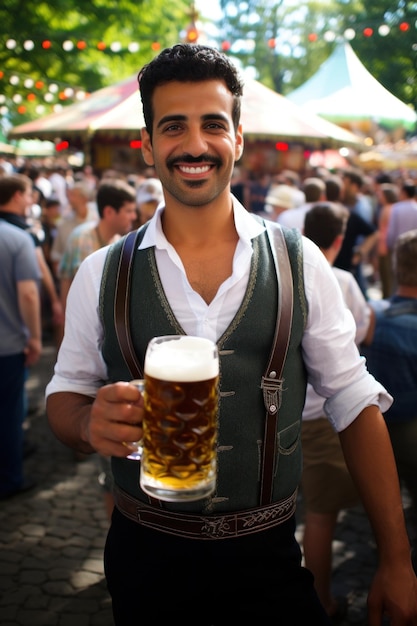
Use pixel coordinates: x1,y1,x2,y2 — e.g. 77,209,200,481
194,0,222,21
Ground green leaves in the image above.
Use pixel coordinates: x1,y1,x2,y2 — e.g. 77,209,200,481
0,0,190,125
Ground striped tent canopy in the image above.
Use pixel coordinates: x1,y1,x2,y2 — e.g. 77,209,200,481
8,73,363,150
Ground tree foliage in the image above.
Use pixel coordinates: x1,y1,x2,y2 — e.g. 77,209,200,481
2,0,417,131
0,0,190,126
336,0,417,107
212,0,343,91
212,0,417,113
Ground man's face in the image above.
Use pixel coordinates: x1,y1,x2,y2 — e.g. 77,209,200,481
342,177,358,204
17,185,34,215
67,188,88,212
138,200,158,223
140,80,243,209
112,201,137,235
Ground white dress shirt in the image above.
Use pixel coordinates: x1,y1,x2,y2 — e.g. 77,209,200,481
276,202,314,231
302,265,371,422
46,199,392,432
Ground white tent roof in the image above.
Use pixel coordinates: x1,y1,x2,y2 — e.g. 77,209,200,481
287,41,417,131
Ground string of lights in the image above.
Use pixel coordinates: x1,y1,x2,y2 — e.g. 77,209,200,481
1,17,416,117
0,69,88,117
220,19,416,50
1,17,415,55
0,38,162,117
1,38,161,53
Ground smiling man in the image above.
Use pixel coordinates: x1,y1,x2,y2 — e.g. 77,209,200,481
46,44,417,625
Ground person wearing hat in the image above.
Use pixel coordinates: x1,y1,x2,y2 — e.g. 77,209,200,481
277,177,327,231
135,177,164,227
264,183,302,220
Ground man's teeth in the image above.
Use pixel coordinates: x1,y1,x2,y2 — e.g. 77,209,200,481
179,165,211,174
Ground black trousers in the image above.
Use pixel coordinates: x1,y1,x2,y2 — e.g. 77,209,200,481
104,508,331,625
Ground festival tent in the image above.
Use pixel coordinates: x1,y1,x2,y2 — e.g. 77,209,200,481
287,41,417,133
0,137,55,156
8,73,362,149
0,141,14,155
0,129,15,154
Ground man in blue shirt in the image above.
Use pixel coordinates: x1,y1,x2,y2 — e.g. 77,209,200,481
362,228,417,572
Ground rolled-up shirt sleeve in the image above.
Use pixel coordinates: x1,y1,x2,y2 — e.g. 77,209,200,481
301,236,393,432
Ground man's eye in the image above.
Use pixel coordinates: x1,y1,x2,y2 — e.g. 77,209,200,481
164,124,182,132
206,122,226,131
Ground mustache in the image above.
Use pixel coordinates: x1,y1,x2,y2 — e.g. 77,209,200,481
166,154,222,168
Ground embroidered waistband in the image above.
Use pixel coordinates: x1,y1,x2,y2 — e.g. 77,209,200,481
113,485,297,540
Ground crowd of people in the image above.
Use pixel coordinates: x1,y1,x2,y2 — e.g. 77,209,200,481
1,42,417,626
256,163,417,621
246,165,417,301
0,161,163,516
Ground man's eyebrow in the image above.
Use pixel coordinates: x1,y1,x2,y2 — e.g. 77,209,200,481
157,114,186,129
156,112,229,129
201,113,229,124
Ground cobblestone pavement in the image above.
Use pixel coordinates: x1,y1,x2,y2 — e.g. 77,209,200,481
0,339,415,625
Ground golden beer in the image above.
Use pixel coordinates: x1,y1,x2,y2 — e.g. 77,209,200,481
139,336,219,502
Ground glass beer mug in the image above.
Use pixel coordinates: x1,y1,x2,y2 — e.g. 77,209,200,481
127,335,219,502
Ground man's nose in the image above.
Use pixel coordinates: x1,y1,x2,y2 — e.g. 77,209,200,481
181,127,209,156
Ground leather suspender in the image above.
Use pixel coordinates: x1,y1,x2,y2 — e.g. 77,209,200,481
114,230,161,508
260,223,293,505
114,229,143,379
113,223,294,507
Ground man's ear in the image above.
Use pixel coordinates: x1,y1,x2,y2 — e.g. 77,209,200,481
102,204,116,218
140,127,154,166
235,124,244,162
334,233,344,253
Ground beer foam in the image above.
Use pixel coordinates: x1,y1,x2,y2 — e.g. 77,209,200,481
145,336,219,382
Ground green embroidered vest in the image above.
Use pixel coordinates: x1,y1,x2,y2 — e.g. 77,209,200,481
100,223,307,514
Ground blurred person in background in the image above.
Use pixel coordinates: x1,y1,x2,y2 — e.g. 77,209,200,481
231,165,250,208
0,219,42,499
342,168,375,226
134,177,163,228
274,169,305,207
264,183,301,220
40,198,62,340
300,202,373,622
50,181,97,279
0,174,63,336
48,164,69,214
0,156,15,175
59,179,137,312
362,228,417,573
248,171,271,214
324,174,344,205
375,183,399,298
40,198,61,276
334,177,379,298
277,177,326,231
57,178,137,516
386,180,417,253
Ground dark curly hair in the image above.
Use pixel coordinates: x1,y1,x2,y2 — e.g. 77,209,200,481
138,44,244,138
